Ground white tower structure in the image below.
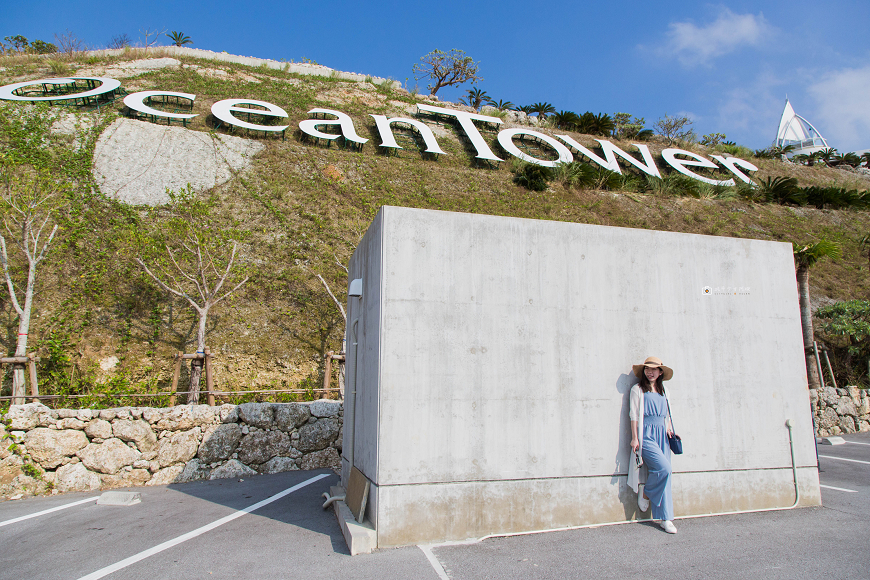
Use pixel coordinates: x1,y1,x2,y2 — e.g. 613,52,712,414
775,99,829,156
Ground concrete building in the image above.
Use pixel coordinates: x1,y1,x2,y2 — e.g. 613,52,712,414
342,206,820,547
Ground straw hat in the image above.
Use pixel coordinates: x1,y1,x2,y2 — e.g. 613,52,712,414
632,356,673,381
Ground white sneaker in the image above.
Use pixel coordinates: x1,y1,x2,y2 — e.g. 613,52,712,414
637,488,650,512
659,520,677,534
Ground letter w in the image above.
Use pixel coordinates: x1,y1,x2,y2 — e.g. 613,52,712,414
556,136,661,178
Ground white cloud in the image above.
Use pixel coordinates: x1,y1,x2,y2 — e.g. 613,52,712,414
659,8,774,67
713,71,787,147
807,65,870,152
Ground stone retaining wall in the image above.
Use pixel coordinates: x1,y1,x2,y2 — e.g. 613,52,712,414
811,386,870,436
0,401,342,500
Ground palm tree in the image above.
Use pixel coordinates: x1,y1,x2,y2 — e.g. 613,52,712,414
490,99,515,111
816,148,838,166
861,152,870,168
574,112,615,137
530,102,556,119
792,154,811,166
592,113,615,137
859,234,870,275
772,144,796,157
836,152,861,168
756,176,804,205
167,31,192,47
794,240,842,389
459,87,493,111
634,128,654,140
514,105,534,115
552,110,581,131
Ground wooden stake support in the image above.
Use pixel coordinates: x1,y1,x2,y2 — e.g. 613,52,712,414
0,353,41,405
323,351,346,393
205,347,214,406
169,348,216,406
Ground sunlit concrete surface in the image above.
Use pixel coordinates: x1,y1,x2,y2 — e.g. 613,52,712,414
344,206,820,547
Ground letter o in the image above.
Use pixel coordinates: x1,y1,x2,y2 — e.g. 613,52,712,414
497,129,573,167
0,77,121,102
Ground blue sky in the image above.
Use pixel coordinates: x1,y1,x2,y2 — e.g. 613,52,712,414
5,1,870,151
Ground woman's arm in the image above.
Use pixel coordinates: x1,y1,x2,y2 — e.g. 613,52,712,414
629,385,641,452
630,420,639,452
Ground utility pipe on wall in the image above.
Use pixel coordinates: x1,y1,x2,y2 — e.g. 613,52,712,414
343,278,363,487
469,419,803,543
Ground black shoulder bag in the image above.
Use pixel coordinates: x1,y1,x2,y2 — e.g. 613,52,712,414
664,388,683,455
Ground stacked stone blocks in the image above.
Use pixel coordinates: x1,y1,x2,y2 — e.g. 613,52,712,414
810,386,870,436
0,400,342,499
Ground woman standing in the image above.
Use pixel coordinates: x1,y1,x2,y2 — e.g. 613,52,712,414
628,356,677,534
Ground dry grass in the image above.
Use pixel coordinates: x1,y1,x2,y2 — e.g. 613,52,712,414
1,51,869,401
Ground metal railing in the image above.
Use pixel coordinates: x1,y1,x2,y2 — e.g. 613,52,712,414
0,347,346,407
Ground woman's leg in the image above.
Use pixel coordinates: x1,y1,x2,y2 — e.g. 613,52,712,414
641,439,673,521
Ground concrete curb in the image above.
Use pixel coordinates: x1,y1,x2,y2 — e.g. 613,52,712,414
329,485,376,555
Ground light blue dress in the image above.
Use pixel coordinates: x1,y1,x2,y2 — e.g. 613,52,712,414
641,391,673,521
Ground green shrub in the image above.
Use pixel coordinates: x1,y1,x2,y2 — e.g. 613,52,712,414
552,161,596,188
511,162,552,191
47,59,70,76
804,186,863,210
718,143,753,158
757,176,804,205
645,173,699,197
696,182,737,200
22,463,42,479
817,300,870,384
591,166,623,190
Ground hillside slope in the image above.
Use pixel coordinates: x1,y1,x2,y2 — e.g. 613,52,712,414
1,48,868,405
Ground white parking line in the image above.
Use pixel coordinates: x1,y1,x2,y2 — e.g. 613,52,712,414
419,545,450,580
0,496,98,528
845,441,870,446
820,484,858,493
76,473,329,580
819,455,870,465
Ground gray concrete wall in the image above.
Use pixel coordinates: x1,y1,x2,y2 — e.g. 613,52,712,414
345,206,820,547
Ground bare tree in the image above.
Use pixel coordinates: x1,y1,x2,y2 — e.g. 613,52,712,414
0,171,60,404
140,28,166,49
108,34,132,50
54,30,85,57
413,49,482,96
135,189,248,403
654,114,696,146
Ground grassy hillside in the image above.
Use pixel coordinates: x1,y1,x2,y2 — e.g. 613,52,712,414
1,48,869,407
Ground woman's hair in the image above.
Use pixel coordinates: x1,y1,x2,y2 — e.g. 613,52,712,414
639,368,664,394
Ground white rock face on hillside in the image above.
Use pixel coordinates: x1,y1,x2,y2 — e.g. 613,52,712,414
76,57,182,79
93,118,264,205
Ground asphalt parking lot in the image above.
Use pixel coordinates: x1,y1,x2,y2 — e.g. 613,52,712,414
1,431,868,580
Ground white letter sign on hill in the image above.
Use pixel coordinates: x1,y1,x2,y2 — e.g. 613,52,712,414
710,155,758,184
555,135,662,178
497,129,573,168
124,91,198,121
0,77,121,102
662,149,735,186
370,115,445,154
299,108,368,144
0,76,761,188
212,98,289,132
417,104,503,161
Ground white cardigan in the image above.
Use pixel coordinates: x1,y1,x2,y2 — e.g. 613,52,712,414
627,383,673,493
